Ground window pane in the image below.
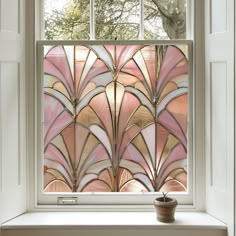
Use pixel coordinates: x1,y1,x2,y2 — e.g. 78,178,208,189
44,0,90,40
44,0,188,40
144,0,186,39
95,0,140,40
42,43,189,193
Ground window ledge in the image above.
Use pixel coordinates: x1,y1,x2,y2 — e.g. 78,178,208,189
2,212,226,230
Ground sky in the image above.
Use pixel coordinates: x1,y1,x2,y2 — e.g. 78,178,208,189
44,0,71,14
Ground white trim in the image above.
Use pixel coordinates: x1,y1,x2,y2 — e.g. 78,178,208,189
0,63,2,193
186,0,192,39
90,0,95,40
139,0,144,39
18,0,21,34
33,203,196,212
18,62,21,186
192,0,205,211
234,0,236,232
205,0,235,229
36,40,44,205
37,39,193,45
1,212,227,230
0,0,2,31
36,0,44,40
26,0,38,211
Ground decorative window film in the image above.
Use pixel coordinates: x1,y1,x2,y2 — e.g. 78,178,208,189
43,43,189,193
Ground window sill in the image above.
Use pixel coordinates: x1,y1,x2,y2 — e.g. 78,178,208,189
2,212,226,230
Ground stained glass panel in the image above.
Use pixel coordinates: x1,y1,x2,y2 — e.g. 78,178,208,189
43,43,189,193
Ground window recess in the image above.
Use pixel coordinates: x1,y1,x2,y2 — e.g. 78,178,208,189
33,0,198,207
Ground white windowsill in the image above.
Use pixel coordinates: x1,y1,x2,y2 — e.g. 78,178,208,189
2,212,226,230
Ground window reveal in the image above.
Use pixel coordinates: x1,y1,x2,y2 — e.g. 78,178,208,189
43,44,188,193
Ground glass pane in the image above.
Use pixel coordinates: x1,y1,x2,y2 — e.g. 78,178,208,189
144,0,186,39
44,0,90,40
43,43,189,193
95,0,140,40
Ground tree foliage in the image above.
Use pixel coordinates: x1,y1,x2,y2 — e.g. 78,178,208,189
45,0,90,40
95,0,140,40
152,0,186,39
45,0,186,40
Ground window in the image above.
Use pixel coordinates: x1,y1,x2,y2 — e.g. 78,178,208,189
36,0,195,206
43,0,188,40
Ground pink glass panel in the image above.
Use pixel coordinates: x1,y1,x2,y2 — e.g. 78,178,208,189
43,44,189,192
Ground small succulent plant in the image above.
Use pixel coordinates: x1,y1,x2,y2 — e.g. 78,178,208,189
162,192,168,202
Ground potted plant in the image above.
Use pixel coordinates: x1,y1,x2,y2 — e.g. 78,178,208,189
153,192,178,223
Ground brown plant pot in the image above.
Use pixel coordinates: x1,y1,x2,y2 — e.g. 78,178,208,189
153,197,178,223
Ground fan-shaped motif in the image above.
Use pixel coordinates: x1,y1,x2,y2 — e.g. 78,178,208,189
43,44,189,192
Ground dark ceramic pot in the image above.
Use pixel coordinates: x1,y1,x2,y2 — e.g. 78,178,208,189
153,197,178,223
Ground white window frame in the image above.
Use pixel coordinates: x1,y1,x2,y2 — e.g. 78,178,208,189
37,39,193,207
27,0,205,211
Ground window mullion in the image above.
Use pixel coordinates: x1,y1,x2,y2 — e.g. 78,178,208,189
186,0,192,39
90,0,95,39
38,0,44,39
139,0,144,39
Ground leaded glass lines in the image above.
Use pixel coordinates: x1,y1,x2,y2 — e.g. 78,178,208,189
43,44,189,193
